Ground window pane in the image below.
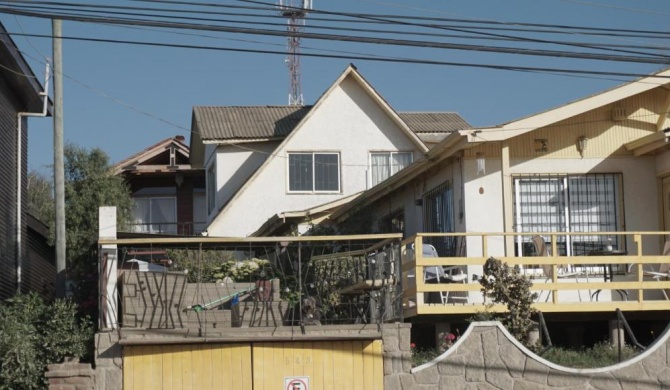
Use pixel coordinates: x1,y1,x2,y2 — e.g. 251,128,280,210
133,198,151,233
314,153,339,191
391,152,413,175
370,153,390,186
151,198,176,234
289,154,313,191
193,193,207,235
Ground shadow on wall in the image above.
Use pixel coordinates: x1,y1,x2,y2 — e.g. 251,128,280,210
398,321,670,389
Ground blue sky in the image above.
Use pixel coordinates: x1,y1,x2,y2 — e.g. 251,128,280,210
1,0,668,173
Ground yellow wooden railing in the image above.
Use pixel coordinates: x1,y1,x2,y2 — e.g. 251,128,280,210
401,232,670,318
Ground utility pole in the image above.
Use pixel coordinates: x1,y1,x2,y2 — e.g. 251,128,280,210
53,19,66,298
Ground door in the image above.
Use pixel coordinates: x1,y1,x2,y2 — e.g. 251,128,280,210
124,343,252,390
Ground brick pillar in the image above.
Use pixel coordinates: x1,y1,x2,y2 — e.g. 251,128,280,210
45,357,95,390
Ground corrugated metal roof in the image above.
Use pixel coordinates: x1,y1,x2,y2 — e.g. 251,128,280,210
193,107,471,141
194,106,312,141
397,112,472,133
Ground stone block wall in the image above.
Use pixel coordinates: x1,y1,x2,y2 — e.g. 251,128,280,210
393,321,670,390
94,332,123,390
45,358,95,390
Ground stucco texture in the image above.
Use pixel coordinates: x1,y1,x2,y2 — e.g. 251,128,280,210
385,321,670,390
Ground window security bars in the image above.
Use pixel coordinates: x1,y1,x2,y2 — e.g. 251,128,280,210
513,173,623,258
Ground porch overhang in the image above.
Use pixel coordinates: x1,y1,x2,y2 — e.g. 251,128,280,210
624,128,670,156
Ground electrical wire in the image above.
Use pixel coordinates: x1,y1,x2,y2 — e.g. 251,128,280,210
6,31,670,79
2,6,670,66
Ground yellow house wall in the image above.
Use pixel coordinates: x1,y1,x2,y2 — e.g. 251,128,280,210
464,87,666,159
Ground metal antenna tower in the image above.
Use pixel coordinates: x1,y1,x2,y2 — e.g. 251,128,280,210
278,0,311,106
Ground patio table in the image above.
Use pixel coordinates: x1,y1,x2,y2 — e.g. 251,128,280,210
588,249,628,301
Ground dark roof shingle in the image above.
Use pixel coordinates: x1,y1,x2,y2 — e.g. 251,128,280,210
193,106,470,141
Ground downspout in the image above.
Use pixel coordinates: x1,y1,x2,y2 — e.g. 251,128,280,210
16,60,51,292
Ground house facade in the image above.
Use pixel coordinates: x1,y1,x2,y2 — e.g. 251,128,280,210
113,135,206,236
323,68,670,346
0,22,52,298
190,65,470,237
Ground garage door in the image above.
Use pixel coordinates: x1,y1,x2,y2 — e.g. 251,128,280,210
124,343,252,390
252,340,384,390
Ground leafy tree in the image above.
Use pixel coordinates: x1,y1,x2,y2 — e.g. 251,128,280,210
64,143,133,268
0,293,92,389
26,170,54,226
60,143,133,320
478,257,538,344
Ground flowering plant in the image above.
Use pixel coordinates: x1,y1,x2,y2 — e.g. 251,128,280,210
440,333,458,351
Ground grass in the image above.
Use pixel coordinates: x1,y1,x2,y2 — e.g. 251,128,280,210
410,348,442,367
539,342,640,368
410,342,640,369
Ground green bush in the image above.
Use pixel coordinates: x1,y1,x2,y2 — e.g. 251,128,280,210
0,293,92,389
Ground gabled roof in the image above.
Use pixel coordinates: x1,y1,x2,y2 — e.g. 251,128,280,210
194,108,470,143
252,192,362,237
0,22,51,112
398,112,471,133
206,64,433,232
466,67,670,143
112,135,191,175
194,105,312,142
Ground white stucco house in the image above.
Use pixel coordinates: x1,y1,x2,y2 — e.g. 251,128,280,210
325,66,670,290
189,65,470,236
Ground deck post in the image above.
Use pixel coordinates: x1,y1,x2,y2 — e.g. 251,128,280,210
99,206,118,330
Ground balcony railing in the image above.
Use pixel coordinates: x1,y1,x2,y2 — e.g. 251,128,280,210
130,221,207,236
401,232,670,318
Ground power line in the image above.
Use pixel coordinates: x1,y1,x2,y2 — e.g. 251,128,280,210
5,30,670,80
2,6,670,66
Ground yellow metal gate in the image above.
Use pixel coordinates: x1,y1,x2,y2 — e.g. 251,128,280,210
252,340,384,390
124,340,383,389
124,343,252,390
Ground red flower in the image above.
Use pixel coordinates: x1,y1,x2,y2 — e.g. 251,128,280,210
445,333,456,341
410,342,416,349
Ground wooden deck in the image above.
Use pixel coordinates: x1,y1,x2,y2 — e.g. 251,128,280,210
401,232,670,318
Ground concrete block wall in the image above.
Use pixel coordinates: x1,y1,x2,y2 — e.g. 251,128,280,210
398,321,670,389
45,358,95,390
94,332,123,390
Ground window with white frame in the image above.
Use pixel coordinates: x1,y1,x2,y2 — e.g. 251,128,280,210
288,152,340,192
513,173,623,257
370,152,413,187
207,164,216,213
133,197,177,234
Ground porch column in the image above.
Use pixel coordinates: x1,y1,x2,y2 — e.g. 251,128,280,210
99,206,118,330
609,319,625,348
501,142,514,255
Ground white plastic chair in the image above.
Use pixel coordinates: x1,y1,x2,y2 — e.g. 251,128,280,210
416,243,467,304
532,235,587,302
642,241,670,300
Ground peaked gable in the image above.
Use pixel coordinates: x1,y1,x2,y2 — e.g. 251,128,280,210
467,67,670,143
112,136,191,175
206,65,429,235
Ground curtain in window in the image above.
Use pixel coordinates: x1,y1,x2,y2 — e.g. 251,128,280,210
151,198,177,234
391,152,413,175
133,198,151,233
423,182,455,256
193,193,207,235
370,153,390,187
514,174,620,256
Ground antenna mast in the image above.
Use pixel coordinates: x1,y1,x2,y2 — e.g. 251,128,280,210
278,0,311,106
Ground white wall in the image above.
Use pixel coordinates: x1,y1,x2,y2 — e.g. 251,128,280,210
655,149,670,176
205,142,279,223
461,155,661,257
207,76,422,236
